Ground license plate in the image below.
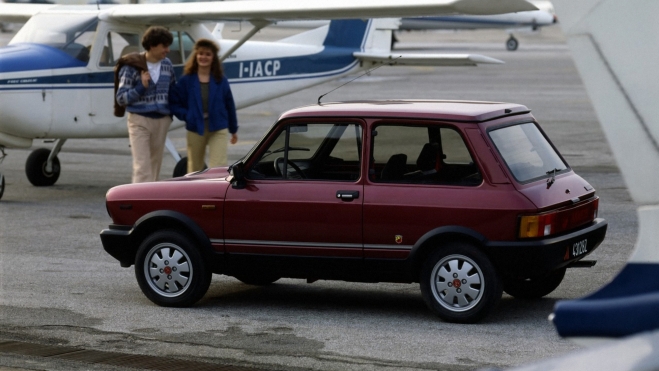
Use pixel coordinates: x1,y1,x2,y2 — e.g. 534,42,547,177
571,238,588,258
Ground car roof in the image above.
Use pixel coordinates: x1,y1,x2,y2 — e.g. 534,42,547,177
279,100,531,123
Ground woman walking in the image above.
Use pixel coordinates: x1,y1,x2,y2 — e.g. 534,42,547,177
171,39,238,173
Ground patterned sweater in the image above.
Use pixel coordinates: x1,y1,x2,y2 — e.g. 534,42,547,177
116,57,176,117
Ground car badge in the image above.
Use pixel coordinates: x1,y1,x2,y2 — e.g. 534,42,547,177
395,235,403,244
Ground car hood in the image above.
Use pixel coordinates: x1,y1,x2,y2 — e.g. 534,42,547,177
515,171,596,210
106,167,231,202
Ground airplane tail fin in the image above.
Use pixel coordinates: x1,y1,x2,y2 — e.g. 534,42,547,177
323,19,397,52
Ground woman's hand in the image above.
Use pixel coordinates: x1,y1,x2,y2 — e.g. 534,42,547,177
230,133,238,144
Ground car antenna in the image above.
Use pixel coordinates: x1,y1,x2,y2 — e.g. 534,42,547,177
317,56,402,105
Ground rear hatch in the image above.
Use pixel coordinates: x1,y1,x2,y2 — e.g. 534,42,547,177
487,122,598,238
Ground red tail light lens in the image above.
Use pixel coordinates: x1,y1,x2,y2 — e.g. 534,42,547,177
518,198,599,239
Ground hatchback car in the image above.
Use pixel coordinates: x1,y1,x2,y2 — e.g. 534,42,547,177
100,100,607,323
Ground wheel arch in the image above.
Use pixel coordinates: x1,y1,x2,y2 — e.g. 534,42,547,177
130,210,217,268
409,226,488,278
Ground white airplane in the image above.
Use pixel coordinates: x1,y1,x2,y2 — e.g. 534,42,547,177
0,0,537,200
546,0,659,345
398,0,557,51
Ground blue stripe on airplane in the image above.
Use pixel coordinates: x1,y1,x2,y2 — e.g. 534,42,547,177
0,43,88,73
0,49,360,88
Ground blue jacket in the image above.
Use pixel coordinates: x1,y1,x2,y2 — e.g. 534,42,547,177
170,74,238,136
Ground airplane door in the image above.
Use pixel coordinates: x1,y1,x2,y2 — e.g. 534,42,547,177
89,29,142,131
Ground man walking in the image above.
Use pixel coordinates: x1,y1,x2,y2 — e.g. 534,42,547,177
115,26,176,183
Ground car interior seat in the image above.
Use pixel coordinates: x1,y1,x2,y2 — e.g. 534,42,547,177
404,143,443,179
380,154,407,181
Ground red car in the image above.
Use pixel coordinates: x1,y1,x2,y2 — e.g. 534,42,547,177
100,100,607,323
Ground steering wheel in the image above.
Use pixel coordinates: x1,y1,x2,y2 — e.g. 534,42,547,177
274,157,306,179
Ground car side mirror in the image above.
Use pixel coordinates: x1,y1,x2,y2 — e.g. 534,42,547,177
230,162,246,189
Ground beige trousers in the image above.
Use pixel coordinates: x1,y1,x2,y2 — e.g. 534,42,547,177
186,128,228,173
127,113,172,183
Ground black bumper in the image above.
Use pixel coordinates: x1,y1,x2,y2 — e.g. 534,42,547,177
484,218,608,278
100,224,135,267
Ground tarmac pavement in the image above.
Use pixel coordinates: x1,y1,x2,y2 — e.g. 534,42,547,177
0,25,638,371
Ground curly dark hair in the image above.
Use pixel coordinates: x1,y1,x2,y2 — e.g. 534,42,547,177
183,38,224,81
141,26,173,50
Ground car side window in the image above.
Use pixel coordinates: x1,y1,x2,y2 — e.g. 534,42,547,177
99,31,140,67
371,125,482,185
248,123,362,181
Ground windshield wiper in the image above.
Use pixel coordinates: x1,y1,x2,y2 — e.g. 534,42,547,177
546,168,562,189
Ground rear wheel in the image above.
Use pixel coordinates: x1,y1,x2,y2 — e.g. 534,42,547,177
135,230,211,307
420,242,502,323
503,268,566,299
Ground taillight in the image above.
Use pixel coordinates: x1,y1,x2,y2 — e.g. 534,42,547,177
518,198,599,239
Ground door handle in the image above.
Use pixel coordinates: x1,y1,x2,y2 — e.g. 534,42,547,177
336,190,359,201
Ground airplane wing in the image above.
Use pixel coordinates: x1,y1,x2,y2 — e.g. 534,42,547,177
95,0,538,25
354,52,503,66
0,3,54,23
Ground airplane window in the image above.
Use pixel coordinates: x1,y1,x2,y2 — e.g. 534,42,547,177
100,32,140,67
168,32,195,65
11,13,99,64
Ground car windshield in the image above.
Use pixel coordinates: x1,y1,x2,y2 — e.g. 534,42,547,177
10,13,98,62
489,122,568,183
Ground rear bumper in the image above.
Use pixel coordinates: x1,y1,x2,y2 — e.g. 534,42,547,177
100,224,134,267
484,218,607,278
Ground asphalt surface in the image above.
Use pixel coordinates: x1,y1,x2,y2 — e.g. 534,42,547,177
0,25,638,371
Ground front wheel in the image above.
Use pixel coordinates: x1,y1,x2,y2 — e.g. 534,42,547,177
420,242,502,323
135,230,211,307
25,148,60,186
503,268,566,299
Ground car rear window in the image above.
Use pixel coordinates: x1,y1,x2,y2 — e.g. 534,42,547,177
489,123,567,183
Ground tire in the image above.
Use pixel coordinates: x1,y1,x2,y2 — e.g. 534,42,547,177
135,230,211,307
420,242,502,323
0,173,5,200
172,156,207,178
234,274,280,286
506,36,519,51
172,157,188,178
503,268,566,299
25,148,60,186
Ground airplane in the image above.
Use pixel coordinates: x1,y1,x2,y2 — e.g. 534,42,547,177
397,0,557,51
545,0,659,345
0,0,538,200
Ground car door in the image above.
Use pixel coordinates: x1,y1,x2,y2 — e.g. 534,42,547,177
363,121,487,271
224,119,365,277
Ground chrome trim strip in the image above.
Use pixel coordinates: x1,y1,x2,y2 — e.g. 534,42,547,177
215,239,412,250
224,239,362,249
364,244,413,250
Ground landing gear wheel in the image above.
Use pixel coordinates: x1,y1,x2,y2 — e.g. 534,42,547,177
420,242,502,323
503,268,566,299
135,230,211,307
506,36,519,51
0,173,5,200
234,274,280,286
173,157,188,178
173,156,208,178
25,148,60,186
